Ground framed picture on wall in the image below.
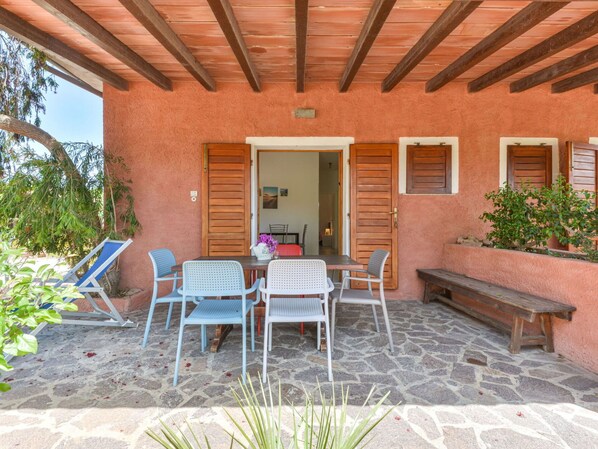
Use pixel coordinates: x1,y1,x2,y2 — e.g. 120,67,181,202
263,186,278,209
280,188,288,197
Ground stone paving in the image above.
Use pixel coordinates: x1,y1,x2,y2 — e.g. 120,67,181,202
2,301,598,448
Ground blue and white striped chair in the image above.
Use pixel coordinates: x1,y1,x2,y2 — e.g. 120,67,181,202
142,248,183,347
260,259,334,382
173,260,260,386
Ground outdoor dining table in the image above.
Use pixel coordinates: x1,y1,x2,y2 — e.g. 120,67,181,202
172,254,363,352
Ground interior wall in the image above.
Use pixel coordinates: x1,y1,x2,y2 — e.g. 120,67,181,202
258,152,319,254
104,82,598,301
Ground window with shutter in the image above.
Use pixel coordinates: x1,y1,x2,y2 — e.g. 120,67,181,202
406,145,452,194
507,145,552,190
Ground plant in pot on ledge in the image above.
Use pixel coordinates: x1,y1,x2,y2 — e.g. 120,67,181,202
0,142,142,301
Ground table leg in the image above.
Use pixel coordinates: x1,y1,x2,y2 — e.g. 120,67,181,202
210,324,233,353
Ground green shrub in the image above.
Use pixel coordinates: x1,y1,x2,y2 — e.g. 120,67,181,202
481,176,597,261
0,240,80,392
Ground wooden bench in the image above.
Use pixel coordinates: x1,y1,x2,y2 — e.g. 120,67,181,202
416,269,576,354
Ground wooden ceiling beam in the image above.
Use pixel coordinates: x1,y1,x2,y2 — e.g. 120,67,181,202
295,0,308,93
32,0,172,90
552,67,598,93
206,0,260,92
382,1,481,93
426,2,568,93
470,10,598,93
45,63,103,97
0,6,128,91
119,0,215,91
511,45,598,93
339,0,396,93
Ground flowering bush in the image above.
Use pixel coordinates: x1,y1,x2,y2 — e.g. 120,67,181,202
257,234,278,253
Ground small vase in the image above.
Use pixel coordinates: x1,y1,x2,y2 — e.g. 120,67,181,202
256,252,273,261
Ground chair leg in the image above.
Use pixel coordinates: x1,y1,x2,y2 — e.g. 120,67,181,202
242,320,247,384
372,305,380,333
165,302,175,330
268,323,273,351
173,323,185,386
142,300,157,348
317,322,321,350
330,299,337,351
251,308,255,352
200,325,206,352
262,318,269,383
381,302,394,353
324,317,333,382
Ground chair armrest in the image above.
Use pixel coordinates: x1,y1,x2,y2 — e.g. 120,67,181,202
342,275,382,283
246,278,262,305
156,274,182,282
258,277,267,294
326,278,335,292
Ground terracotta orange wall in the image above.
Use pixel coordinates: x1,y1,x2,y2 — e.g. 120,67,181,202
103,82,598,302
442,244,598,373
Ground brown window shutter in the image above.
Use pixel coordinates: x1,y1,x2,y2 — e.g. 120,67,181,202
406,145,452,194
507,145,552,190
565,142,598,199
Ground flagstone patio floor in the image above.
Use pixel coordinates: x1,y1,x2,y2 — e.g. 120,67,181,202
1,300,598,448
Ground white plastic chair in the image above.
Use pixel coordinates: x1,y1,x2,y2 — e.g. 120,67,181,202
331,250,394,352
173,260,260,386
142,248,183,347
260,259,334,382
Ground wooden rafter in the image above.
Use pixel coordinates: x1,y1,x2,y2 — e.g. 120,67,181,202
119,0,215,91
511,45,598,93
0,6,128,91
382,1,481,93
206,0,260,92
470,10,598,93
426,2,568,93
552,67,598,93
44,64,102,97
339,0,396,93
32,0,172,90
295,0,309,93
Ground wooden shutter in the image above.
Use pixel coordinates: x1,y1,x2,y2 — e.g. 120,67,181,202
201,143,251,256
565,142,598,200
350,143,398,289
507,145,552,189
406,145,452,194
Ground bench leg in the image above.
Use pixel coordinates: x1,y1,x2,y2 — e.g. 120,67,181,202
509,316,524,354
423,282,433,304
540,314,554,353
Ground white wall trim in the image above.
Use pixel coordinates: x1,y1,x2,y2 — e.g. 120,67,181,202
398,137,459,194
499,137,559,187
246,136,354,256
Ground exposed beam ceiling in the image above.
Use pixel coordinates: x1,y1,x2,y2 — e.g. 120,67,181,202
511,45,598,93
470,10,598,92
339,0,397,93
295,0,309,93
206,0,260,92
552,67,598,93
0,6,128,91
382,0,481,93
31,0,172,90
119,0,215,92
426,2,569,93
44,64,102,97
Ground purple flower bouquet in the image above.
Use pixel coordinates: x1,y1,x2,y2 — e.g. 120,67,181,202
252,234,279,260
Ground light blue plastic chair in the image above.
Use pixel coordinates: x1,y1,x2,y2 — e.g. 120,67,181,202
173,260,260,386
142,248,184,347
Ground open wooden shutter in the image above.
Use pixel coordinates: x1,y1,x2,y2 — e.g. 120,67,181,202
202,143,251,256
565,142,598,200
406,145,452,194
350,143,398,289
507,145,552,189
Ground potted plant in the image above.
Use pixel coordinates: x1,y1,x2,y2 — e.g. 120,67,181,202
251,234,278,260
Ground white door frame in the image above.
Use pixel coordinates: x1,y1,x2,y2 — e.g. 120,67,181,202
246,137,354,255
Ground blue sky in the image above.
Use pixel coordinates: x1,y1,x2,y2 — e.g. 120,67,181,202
36,79,103,147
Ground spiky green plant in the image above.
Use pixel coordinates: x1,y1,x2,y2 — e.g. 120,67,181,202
147,376,393,449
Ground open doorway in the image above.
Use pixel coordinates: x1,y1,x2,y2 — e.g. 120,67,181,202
257,150,342,255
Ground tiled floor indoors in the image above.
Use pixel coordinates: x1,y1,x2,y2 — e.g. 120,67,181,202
1,301,597,448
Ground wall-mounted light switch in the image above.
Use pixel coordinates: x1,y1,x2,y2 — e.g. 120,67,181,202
190,191,198,202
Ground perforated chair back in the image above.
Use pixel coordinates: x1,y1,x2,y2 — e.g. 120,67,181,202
182,260,245,297
276,244,302,256
148,248,177,279
367,249,390,279
266,259,328,295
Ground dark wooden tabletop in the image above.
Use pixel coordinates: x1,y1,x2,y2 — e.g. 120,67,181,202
172,254,363,272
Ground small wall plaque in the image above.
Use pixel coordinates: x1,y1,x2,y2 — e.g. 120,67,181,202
294,108,316,119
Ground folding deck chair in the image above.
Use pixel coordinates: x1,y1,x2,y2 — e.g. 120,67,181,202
50,238,136,329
